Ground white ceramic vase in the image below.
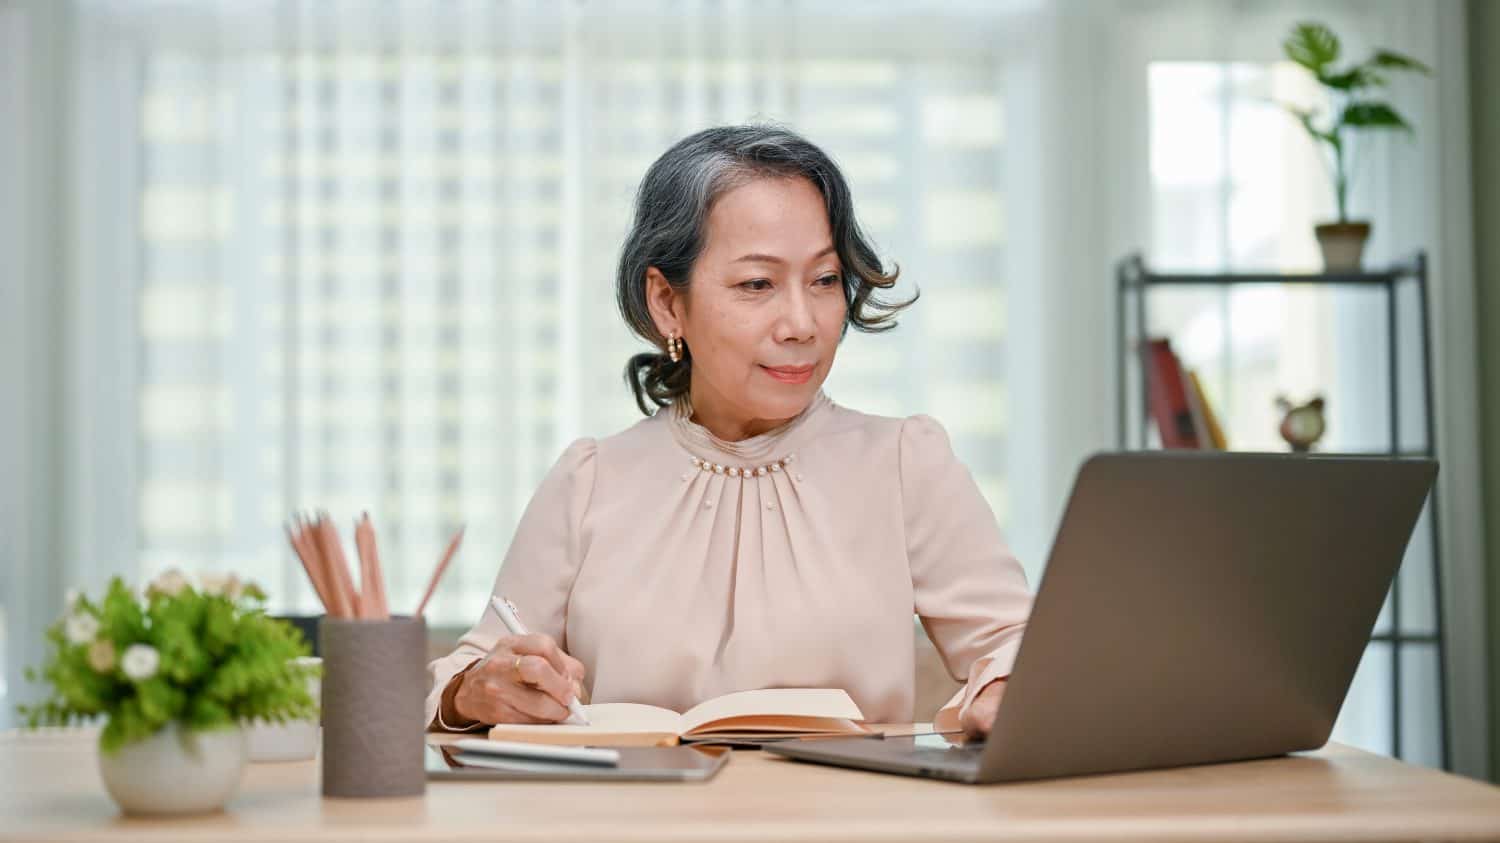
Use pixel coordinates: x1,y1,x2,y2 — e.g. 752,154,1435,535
248,655,323,762
97,722,248,816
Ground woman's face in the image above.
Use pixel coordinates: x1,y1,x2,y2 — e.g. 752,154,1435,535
647,176,848,438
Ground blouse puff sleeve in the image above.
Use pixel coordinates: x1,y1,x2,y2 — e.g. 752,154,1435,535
425,438,598,731
901,415,1033,733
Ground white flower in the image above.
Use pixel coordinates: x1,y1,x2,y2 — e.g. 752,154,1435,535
199,572,242,599
87,639,116,673
64,612,99,645
147,568,190,598
121,644,160,682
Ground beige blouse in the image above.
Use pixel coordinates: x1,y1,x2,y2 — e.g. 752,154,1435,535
426,392,1033,731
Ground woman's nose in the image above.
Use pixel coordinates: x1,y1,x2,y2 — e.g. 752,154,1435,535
775,286,817,343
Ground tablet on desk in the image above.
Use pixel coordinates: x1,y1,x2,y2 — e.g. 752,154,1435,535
425,743,729,782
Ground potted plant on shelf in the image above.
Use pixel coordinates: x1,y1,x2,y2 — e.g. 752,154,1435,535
18,572,318,816
1277,21,1429,271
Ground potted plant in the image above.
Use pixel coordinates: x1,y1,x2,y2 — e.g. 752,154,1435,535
18,572,318,816
1277,21,1429,270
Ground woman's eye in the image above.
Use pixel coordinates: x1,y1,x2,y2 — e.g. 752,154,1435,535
815,274,840,287
740,279,773,291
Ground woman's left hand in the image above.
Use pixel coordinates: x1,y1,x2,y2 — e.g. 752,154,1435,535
960,679,1007,739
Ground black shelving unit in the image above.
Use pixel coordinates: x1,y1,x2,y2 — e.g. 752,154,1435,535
1114,250,1448,770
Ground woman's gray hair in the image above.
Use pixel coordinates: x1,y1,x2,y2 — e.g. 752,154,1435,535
617,124,914,415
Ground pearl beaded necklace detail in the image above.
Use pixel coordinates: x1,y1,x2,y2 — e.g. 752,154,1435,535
689,453,795,479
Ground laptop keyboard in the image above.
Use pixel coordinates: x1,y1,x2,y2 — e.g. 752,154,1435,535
910,742,985,761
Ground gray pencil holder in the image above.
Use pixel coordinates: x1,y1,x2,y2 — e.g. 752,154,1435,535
319,615,427,798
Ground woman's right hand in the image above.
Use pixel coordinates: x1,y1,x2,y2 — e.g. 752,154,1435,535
451,633,587,725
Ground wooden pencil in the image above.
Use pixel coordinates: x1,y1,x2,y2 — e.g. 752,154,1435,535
329,513,362,618
414,526,464,618
285,519,334,613
353,516,371,618
315,513,358,618
354,514,387,620
300,512,344,618
362,514,390,619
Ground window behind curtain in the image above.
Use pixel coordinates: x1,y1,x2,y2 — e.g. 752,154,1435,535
136,20,1010,628
0,0,28,726
1146,61,1442,767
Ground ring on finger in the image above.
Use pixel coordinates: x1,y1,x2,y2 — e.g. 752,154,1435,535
512,655,526,683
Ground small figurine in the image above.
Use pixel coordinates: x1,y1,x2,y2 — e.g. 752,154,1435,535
1276,395,1327,453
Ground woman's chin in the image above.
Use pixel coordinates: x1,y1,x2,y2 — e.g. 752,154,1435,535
749,382,821,419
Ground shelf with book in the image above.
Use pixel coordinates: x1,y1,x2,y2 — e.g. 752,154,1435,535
1113,251,1447,771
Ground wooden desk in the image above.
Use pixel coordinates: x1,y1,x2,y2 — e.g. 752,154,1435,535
3,728,1499,842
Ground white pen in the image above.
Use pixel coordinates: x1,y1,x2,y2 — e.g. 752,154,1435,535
488,595,591,726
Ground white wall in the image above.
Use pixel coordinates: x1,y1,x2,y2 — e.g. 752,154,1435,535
1,0,72,726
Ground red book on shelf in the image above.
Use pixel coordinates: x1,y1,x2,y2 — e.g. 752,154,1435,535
1143,338,1200,449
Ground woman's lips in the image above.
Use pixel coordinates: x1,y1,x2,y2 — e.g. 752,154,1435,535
760,364,815,385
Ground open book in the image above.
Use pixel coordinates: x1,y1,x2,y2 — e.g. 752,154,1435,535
486,688,870,747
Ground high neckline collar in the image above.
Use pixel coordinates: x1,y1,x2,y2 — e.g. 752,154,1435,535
667,390,832,465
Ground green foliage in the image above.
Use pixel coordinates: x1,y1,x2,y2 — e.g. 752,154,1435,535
17,573,319,755
1283,22,1340,75
1277,21,1430,222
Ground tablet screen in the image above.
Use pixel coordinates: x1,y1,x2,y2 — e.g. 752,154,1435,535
424,742,729,782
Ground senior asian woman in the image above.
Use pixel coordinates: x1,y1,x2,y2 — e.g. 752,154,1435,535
427,125,1032,739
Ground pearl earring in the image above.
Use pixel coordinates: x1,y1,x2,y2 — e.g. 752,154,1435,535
667,333,682,363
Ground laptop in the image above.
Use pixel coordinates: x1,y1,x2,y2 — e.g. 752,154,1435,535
766,451,1438,783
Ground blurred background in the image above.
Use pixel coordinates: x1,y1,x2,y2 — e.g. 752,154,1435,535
3,0,1497,784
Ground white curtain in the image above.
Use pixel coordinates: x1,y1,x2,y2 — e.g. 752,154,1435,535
5,0,1033,698
75,0,1023,611
2,0,1486,779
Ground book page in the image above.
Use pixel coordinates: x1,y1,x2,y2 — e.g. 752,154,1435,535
486,703,683,747
679,688,864,734
577,703,684,733
683,714,865,736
